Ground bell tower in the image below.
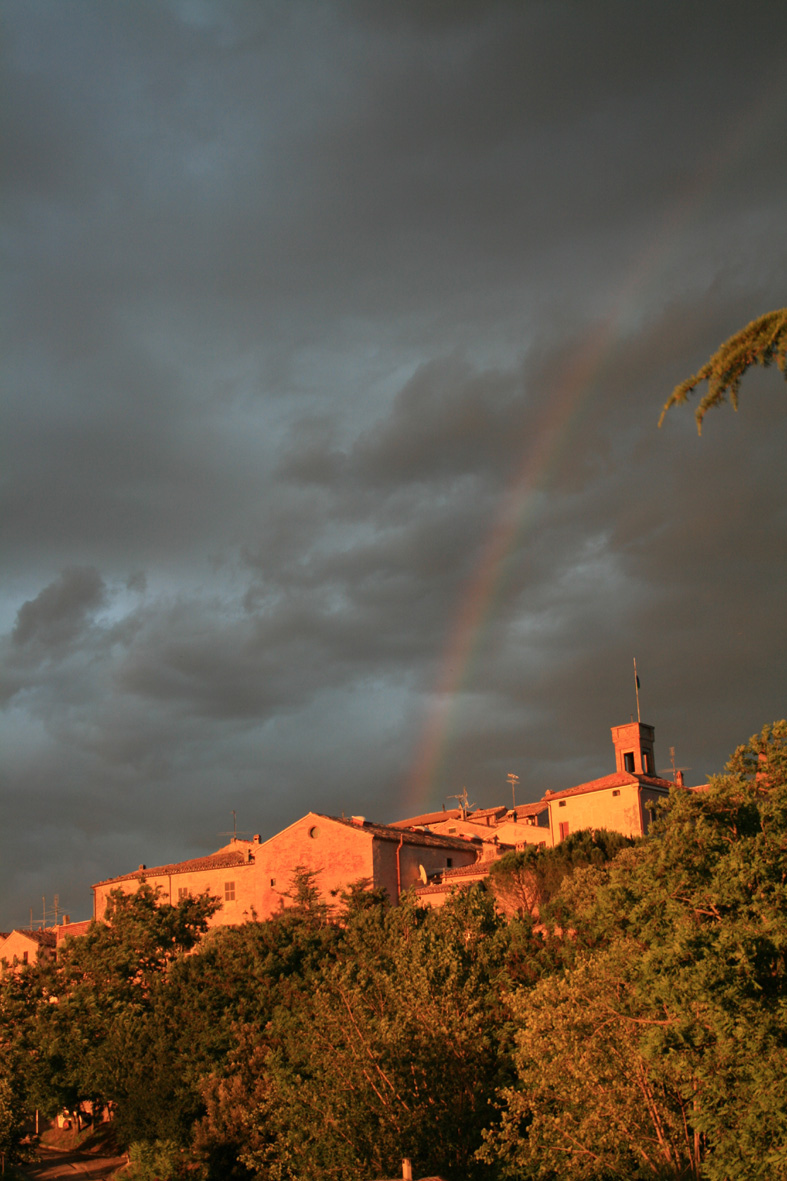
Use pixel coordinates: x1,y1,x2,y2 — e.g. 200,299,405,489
611,721,656,777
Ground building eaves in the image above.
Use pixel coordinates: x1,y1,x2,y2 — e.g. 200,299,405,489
544,772,674,802
93,848,250,889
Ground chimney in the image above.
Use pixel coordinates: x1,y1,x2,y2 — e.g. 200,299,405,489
351,815,366,826
402,1160,413,1181
252,833,261,843
675,769,684,788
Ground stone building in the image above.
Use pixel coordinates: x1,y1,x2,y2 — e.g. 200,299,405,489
92,812,481,928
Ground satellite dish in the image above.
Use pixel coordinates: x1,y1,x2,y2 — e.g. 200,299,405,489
419,864,427,885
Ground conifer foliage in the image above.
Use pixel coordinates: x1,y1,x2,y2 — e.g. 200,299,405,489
659,308,787,432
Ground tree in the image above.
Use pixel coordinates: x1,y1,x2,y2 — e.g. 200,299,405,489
488,829,633,920
30,883,219,1145
0,1073,28,1173
483,721,787,1180
659,308,787,433
215,886,516,1181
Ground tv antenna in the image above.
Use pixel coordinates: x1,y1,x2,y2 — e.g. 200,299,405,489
659,745,691,783
507,772,519,811
219,810,253,842
633,657,641,724
446,788,476,819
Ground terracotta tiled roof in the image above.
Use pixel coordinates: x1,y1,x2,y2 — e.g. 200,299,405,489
387,808,464,828
544,772,674,802
509,801,549,818
322,815,483,853
93,847,251,888
441,861,493,880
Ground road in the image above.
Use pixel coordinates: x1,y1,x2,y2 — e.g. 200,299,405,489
17,1146,128,1180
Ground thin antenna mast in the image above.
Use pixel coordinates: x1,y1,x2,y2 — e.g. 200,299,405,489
219,810,252,843
507,773,519,811
633,658,641,724
446,788,476,820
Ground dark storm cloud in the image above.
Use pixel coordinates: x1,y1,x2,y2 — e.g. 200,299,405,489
1,0,786,926
12,566,106,649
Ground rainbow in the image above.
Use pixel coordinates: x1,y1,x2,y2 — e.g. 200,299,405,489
402,75,784,814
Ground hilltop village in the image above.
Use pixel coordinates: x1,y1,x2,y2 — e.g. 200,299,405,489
1,718,701,973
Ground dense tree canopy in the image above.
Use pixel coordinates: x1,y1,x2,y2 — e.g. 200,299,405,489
659,308,787,433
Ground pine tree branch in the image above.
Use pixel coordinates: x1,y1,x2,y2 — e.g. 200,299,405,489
659,308,787,434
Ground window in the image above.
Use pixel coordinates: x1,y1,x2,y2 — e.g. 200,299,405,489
558,800,567,808
308,826,320,839
22,951,29,965
178,887,189,901
224,881,235,902
446,858,453,868
612,789,620,797
643,752,652,774
559,821,569,841
448,826,457,834
624,752,635,773
270,877,276,887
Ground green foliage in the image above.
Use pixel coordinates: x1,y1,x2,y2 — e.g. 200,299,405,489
483,721,787,1181
18,884,219,1147
488,828,634,919
659,308,787,433
0,1074,28,1168
126,1137,187,1180
267,890,510,1180
199,886,516,1181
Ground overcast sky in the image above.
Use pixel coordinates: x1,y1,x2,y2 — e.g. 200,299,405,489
2,0,786,928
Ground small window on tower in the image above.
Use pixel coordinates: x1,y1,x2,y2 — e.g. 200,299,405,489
624,752,635,773
224,881,235,902
643,752,652,774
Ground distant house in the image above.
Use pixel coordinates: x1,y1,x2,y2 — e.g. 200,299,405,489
0,927,57,974
92,812,481,928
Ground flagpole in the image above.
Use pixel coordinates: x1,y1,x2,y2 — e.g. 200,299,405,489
633,657,641,724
